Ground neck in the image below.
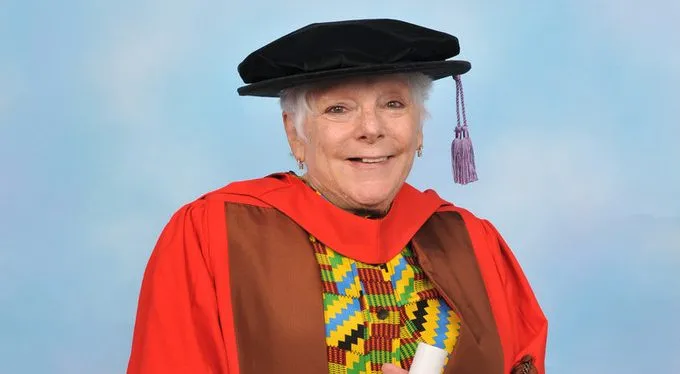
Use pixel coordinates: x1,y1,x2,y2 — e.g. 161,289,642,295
299,174,390,218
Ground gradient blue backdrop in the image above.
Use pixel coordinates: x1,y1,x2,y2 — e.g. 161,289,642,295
1,0,678,373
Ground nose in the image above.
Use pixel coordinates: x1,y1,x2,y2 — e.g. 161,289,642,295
357,107,384,143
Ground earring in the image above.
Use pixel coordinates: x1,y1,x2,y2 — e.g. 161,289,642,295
417,145,423,158
297,159,304,170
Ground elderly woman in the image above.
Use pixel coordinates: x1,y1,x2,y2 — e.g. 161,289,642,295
127,19,547,374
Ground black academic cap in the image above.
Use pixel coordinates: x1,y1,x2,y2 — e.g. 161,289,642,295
236,19,471,97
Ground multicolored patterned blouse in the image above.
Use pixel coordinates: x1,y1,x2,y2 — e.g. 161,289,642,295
311,235,462,373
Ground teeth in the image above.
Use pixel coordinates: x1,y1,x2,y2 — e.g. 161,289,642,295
360,157,388,163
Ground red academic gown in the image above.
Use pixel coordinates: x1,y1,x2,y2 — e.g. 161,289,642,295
127,173,547,373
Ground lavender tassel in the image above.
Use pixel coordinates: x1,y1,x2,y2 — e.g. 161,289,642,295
451,75,478,185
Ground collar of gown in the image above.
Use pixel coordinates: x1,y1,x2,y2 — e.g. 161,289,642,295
226,172,451,264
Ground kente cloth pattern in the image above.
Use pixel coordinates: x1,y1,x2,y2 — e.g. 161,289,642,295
311,236,462,374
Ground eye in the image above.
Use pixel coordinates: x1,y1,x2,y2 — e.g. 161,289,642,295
325,105,348,114
386,100,405,108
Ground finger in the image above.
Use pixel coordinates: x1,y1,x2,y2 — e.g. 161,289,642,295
381,363,408,373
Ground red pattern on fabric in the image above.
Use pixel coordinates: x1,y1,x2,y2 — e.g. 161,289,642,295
370,323,400,338
328,346,347,365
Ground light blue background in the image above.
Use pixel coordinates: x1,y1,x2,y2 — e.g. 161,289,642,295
1,1,678,372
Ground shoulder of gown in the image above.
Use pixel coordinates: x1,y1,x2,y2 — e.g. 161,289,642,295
435,204,548,373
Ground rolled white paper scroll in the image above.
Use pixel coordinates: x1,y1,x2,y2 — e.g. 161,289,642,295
408,342,448,374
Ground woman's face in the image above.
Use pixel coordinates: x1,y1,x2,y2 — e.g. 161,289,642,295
284,75,423,214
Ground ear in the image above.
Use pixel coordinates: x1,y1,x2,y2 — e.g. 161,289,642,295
283,112,305,161
416,126,424,151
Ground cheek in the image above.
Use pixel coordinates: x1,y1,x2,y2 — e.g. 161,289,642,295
312,126,350,158
304,135,337,170
395,121,421,149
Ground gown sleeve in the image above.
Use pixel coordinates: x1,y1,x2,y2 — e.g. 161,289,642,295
127,200,230,374
480,219,548,374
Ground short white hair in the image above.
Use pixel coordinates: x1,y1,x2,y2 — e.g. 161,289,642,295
279,73,433,140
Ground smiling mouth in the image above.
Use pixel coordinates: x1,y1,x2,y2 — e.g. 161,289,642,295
347,156,392,164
